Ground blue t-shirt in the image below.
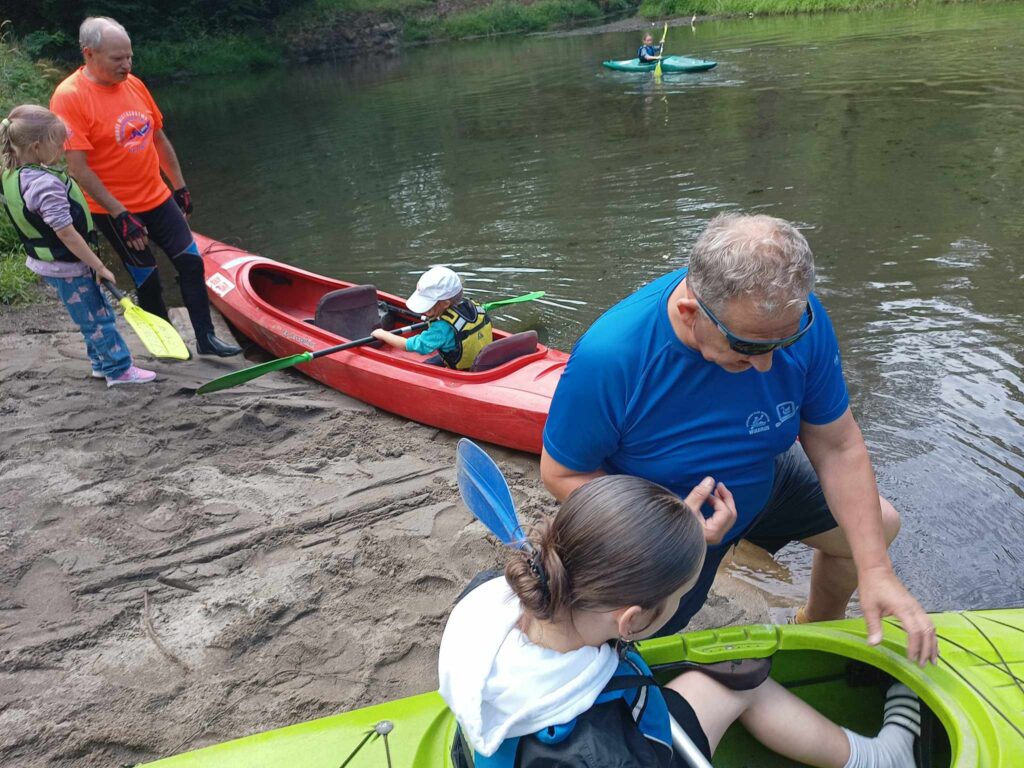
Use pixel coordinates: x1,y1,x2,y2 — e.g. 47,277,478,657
406,320,457,356
542,269,849,541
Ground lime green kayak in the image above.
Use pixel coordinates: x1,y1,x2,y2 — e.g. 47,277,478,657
141,609,1024,767
602,56,717,73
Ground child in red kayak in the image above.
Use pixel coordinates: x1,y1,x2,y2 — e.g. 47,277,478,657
1,105,155,386
371,266,493,370
439,474,921,768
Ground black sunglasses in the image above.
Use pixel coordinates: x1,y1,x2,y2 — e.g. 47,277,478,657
694,294,814,356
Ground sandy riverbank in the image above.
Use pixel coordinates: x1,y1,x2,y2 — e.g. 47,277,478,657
0,291,777,766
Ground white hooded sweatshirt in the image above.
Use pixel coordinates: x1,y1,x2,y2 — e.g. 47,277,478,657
438,576,620,757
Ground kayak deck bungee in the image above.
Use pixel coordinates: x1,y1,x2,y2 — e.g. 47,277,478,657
141,609,1024,767
196,235,566,454
603,56,717,73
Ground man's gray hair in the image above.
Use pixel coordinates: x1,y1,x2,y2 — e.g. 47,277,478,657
687,213,816,316
79,17,130,51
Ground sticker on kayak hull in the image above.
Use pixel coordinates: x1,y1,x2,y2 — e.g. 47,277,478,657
206,273,235,297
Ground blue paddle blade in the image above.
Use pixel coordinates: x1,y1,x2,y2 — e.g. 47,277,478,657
456,439,526,547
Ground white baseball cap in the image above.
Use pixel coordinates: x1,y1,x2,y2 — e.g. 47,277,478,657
406,266,462,314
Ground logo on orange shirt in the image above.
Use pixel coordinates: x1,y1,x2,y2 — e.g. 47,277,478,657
114,110,153,153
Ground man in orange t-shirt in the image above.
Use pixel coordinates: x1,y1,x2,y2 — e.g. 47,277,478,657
50,16,240,356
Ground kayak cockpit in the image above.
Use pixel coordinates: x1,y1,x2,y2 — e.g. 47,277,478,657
245,262,548,373
650,649,953,767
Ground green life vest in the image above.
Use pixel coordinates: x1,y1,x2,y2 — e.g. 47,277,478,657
0,165,96,263
438,299,493,371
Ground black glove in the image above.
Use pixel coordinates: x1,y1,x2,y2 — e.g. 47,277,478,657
114,210,147,243
173,186,193,216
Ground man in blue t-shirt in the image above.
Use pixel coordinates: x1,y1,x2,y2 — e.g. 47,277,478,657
541,213,937,666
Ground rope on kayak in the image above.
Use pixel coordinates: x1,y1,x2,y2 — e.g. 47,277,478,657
959,613,1024,700
884,615,1024,741
337,720,394,768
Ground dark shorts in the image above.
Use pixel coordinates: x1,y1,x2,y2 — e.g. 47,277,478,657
663,687,712,763
95,195,195,278
656,442,838,636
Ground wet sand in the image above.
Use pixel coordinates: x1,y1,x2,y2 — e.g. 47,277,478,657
0,292,775,767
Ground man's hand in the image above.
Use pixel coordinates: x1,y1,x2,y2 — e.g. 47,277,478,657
173,186,193,218
114,211,149,251
858,565,938,667
682,478,737,545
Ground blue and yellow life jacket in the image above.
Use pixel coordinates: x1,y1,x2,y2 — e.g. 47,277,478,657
438,299,493,371
0,165,96,263
453,649,678,768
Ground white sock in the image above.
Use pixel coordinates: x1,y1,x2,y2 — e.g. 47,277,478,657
842,684,919,768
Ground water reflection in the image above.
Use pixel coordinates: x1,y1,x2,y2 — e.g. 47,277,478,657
161,3,1024,610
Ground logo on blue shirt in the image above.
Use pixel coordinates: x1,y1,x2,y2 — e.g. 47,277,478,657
775,401,797,427
746,411,770,435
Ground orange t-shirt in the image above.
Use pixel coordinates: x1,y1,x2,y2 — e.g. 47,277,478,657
50,68,171,214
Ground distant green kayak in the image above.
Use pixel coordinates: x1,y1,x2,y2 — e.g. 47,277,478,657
603,55,717,73
142,609,1024,767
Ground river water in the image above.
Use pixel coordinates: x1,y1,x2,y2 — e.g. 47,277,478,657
159,4,1024,612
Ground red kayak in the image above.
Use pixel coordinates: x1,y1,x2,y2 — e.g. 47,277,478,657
197,235,567,454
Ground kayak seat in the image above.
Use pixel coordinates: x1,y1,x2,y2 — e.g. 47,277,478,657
470,331,538,372
315,285,381,340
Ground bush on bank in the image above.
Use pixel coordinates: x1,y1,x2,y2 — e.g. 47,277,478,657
0,31,58,305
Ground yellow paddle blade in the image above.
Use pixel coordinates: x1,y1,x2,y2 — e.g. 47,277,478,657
655,21,667,78
118,297,190,360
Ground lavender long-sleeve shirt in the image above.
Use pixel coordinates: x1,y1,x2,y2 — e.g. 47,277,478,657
18,167,91,278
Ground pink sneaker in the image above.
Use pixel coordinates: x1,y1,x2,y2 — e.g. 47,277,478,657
106,365,157,387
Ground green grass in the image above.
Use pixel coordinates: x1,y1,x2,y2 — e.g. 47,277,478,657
0,219,39,307
0,32,51,305
406,0,619,42
135,33,284,80
639,0,963,16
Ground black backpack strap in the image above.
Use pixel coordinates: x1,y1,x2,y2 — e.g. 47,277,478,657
450,726,475,768
601,674,658,693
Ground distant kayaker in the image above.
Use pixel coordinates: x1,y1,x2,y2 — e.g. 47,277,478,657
371,266,493,370
440,474,921,768
0,105,155,386
49,16,240,357
638,33,663,63
541,213,939,666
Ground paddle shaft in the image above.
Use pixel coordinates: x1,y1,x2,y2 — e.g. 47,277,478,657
383,291,544,325
101,278,126,300
670,716,714,768
655,22,668,76
311,321,429,360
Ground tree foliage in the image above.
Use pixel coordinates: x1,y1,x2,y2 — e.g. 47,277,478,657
5,0,307,58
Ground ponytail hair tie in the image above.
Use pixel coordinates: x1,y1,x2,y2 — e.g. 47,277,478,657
525,545,551,600
0,118,10,128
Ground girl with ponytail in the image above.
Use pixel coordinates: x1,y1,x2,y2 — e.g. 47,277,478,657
1,105,154,386
439,474,920,768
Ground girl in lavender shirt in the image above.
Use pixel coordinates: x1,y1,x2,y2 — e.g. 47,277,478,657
0,105,154,386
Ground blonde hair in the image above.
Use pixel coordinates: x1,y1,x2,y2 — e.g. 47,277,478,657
0,106,67,173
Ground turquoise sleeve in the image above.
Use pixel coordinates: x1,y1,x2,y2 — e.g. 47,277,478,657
405,322,457,355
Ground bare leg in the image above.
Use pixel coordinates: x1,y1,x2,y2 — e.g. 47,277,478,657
802,496,900,621
667,673,851,767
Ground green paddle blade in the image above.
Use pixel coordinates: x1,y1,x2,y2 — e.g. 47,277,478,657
117,297,190,360
481,291,545,311
196,351,314,394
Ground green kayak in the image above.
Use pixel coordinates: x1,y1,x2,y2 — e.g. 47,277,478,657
141,609,1024,767
603,56,717,73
